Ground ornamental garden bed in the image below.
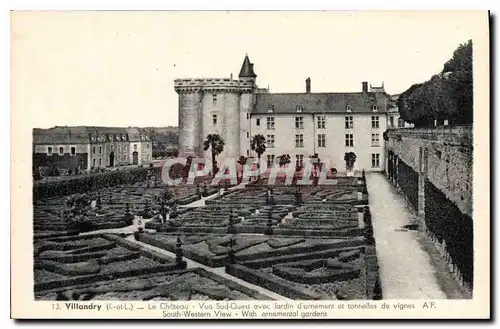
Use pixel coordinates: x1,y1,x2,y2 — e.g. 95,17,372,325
33,180,206,234
136,232,365,268
35,267,273,301
33,233,186,292
226,244,378,300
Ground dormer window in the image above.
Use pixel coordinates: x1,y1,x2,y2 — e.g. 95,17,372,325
296,105,303,113
372,105,378,112
268,105,274,113
346,105,352,112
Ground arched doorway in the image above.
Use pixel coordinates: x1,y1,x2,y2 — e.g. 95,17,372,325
109,152,115,167
132,151,139,165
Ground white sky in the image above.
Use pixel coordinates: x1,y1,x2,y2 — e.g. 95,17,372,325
11,11,486,128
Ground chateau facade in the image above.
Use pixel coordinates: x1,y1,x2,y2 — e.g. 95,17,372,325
33,126,153,174
176,55,396,172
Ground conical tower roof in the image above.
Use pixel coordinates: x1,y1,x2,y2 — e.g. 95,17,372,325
238,54,257,78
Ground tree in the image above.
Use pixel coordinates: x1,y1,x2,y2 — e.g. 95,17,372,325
344,152,357,171
237,156,247,183
309,153,322,172
203,134,225,178
250,134,266,178
397,40,473,126
278,154,291,168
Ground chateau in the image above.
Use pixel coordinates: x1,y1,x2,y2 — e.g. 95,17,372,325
176,55,395,172
33,126,153,174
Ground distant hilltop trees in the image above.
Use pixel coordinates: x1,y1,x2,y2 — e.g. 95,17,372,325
398,40,473,127
139,127,179,158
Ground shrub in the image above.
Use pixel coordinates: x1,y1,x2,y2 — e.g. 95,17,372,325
33,167,159,200
46,166,60,177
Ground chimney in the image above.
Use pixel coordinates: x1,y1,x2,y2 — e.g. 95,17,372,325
306,77,311,93
230,73,233,80
362,81,368,93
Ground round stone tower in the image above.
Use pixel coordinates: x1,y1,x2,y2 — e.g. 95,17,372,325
174,79,203,157
175,55,257,164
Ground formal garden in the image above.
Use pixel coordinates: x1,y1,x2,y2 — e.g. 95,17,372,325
33,163,382,301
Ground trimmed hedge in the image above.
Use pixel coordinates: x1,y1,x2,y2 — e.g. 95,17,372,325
239,246,363,268
176,194,201,205
136,233,227,267
33,167,160,200
273,264,360,284
33,230,80,242
193,268,274,300
226,264,322,300
101,233,178,264
146,221,364,237
34,263,181,291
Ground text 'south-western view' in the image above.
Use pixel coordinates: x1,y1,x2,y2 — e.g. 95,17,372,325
32,39,473,302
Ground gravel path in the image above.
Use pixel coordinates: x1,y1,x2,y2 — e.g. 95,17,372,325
366,173,449,299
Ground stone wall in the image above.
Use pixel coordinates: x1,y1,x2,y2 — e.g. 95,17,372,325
385,125,473,217
385,125,473,291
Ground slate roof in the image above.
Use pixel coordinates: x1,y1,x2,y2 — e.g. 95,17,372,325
125,127,142,142
238,55,257,78
33,126,151,144
253,92,390,114
33,127,91,144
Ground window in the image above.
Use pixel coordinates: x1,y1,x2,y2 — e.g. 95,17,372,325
371,133,380,147
118,145,122,152
93,159,96,167
295,154,304,167
212,94,217,102
371,116,380,128
92,146,96,154
99,158,102,166
146,143,150,149
398,118,405,128
295,117,304,129
246,113,249,119
59,147,64,155
345,134,354,147
47,147,53,155
295,134,304,148
346,105,352,112
268,105,274,113
372,105,378,112
389,116,394,128
212,114,218,125
267,117,275,130
345,116,354,129
317,116,326,129
247,149,249,157
246,131,249,138
71,147,76,155
99,146,102,154
267,154,275,168
266,135,275,148
318,134,326,147
296,105,303,113
372,153,380,168
134,144,137,150
256,118,260,126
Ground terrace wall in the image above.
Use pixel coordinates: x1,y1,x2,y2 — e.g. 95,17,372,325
384,125,473,290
